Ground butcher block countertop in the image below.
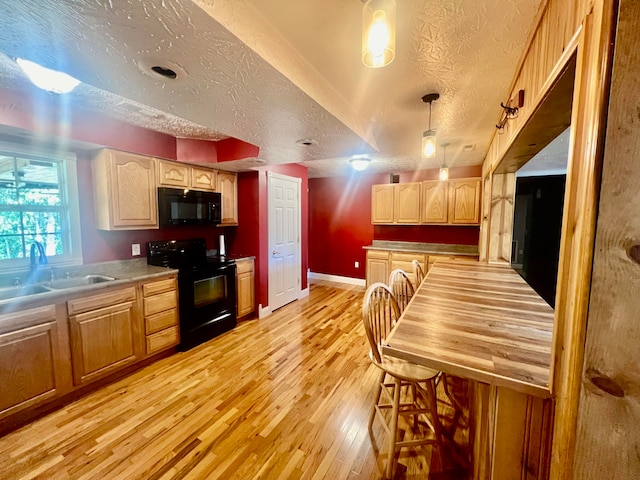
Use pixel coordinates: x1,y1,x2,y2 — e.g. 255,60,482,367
382,260,555,397
363,240,479,257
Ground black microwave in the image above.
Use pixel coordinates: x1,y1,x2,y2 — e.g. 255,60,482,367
158,187,222,227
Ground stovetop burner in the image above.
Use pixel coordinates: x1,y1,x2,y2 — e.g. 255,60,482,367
147,238,235,270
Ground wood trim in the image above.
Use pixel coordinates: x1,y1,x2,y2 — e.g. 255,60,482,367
549,1,618,478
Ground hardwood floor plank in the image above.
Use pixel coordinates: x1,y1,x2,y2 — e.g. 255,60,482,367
0,280,467,479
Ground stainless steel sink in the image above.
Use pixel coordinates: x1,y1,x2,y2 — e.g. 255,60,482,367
46,274,116,289
0,284,52,301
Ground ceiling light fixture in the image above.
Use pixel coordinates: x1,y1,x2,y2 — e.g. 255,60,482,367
421,93,439,158
16,58,80,94
350,155,371,171
439,143,450,181
362,0,396,68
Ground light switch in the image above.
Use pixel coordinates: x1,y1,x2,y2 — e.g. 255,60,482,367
132,244,141,256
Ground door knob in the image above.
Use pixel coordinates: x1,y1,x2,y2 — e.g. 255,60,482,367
272,250,280,255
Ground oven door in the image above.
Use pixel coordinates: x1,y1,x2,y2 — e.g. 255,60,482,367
177,263,237,350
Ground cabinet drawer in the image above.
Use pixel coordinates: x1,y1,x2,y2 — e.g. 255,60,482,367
236,259,254,274
146,326,179,355
142,277,177,297
367,250,390,261
67,286,136,316
143,290,177,316
145,308,178,335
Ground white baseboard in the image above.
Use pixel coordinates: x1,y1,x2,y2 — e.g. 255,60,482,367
258,304,272,319
299,287,309,298
308,272,366,286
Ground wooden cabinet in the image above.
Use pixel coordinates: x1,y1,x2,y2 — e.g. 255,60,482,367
449,179,481,224
366,250,390,287
236,258,255,318
371,184,395,224
0,305,67,419
217,171,239,226
142,276,179,356
67,287,139,386
92,149,158,230
394,183,421,224
158,160,217,192
422,181,449,223
390,252,427,289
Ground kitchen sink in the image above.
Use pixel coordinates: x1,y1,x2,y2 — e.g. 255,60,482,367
46,275,116,289
0,284,52,301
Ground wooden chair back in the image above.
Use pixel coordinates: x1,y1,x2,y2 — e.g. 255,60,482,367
412,259,426,288
362,283,401,364
388,269,415,313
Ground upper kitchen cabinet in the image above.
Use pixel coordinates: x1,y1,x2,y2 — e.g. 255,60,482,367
421,181,449,223
158,161,217,192
371,184,395,224
394,183,421,224
449,179,481,225
92,149,158,230
216,171,238,226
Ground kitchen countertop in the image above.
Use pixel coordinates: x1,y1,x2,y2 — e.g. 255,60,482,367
363,240,479,256
0,258,178,310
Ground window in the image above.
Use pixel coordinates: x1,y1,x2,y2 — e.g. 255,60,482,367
0,142,82,272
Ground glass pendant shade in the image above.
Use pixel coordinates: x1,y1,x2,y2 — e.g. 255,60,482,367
16,58,80,94
422,130,436,158
439,166,449,181
362,0,396,68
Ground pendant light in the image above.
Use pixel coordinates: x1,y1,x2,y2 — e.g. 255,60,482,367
421,93,439,158
362,0,396,68
439,143,449,181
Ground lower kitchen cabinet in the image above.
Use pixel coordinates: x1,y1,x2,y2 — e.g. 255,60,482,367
390,252,427,289
67,286,138,386
0,305,67,419
236,258,255,318
142,276,179,355
366,250,390,286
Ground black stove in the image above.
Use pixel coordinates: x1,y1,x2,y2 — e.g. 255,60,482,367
147,238,237,350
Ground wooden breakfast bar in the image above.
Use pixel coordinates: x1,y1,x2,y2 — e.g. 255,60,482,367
383,260,556,479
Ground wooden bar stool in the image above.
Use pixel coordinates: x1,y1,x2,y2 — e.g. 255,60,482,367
363,283,444,479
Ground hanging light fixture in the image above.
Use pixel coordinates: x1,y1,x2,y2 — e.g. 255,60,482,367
421,93,439,158
362,0,396,68
439,143,450,181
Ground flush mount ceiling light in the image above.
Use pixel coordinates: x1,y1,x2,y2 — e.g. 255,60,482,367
421,93,439,158
362,0,396,68
15,58,80,94
350,155,371,171
439,143,450,181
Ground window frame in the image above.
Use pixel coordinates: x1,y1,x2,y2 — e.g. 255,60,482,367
0,141,83,273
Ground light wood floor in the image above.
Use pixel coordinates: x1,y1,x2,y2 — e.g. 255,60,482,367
0,280,468,480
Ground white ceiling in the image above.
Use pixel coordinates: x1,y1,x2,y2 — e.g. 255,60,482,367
0,0,544,177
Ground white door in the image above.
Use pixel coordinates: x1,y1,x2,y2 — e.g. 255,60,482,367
268,172,301,311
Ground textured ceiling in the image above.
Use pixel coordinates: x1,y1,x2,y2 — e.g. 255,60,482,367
0,0,544,177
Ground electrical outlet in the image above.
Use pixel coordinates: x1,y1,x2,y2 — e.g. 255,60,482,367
132,243,141,256
355,261,359,268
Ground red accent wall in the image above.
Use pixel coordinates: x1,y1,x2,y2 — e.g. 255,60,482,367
308,165,482,279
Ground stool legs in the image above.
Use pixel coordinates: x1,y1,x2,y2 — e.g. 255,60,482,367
386,376,402,479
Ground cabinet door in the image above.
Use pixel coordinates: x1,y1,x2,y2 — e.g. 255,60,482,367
93,149,158,230
191,167,217,191
390,252,427,289
422,180,449,223
366,250,389,287
236,259,255,318
0,305,63,419
69,301,137,386
217,171,238,226
449,179,481,224
394,183,421,224
371,184,395,224
158,160,189,187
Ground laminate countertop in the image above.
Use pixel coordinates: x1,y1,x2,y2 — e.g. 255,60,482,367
363,241,479,257
382,260,555,397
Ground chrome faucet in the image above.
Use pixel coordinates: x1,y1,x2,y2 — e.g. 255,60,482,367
29,241,48,271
